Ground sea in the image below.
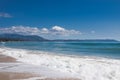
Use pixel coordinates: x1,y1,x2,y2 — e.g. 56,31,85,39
0,41,120,59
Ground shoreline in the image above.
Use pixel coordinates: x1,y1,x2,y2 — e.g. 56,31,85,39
0,49,80,80
0,47,120,80
1,46,119,60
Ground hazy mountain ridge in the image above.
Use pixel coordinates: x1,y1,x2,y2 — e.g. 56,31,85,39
0,34,48,41
0,33,119,42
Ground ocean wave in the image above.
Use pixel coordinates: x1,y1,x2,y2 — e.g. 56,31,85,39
0,47,120,80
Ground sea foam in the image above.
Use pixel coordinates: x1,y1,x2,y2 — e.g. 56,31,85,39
0,47,120,80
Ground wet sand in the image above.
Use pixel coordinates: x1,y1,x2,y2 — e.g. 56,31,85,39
0,72,37,80
0,55,16,62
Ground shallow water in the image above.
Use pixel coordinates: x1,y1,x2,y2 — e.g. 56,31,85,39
0,41,120,59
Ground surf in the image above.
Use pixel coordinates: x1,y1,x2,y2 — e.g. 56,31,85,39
0,47,120,80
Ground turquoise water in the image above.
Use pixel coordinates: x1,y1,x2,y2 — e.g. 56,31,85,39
1,41,120,59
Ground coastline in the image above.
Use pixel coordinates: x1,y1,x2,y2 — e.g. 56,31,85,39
0,49,79,80
0,47,120,80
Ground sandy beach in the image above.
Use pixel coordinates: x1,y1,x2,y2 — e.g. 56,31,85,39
0,72,37,80
0,55,16,62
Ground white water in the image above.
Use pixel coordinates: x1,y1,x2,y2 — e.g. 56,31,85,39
0,47,120,80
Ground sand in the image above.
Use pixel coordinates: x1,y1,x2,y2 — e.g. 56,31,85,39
0,72,37,80
0,55,16,62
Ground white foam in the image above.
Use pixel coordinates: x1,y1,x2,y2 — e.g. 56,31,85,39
0,47,120,80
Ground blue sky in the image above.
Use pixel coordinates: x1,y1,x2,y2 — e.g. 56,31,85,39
0,0,120,40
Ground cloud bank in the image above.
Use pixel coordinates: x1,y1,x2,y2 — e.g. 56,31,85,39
0,12,12,18
0,25,81,38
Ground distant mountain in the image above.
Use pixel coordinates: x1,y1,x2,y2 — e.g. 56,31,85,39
0,34,48,41
0,33,119,42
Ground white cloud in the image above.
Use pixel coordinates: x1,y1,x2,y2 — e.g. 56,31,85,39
0,25,81,38
50,26,81,36
52,26,65,31
41,28,49,33
0,26,40,35
0,12,12,18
